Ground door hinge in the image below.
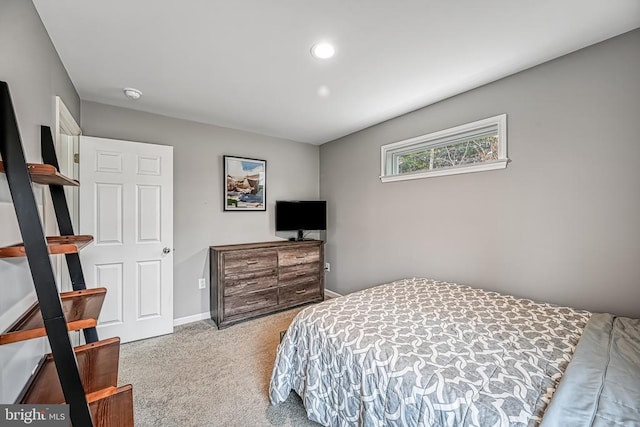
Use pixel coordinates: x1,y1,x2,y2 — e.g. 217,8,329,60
74,153,79,163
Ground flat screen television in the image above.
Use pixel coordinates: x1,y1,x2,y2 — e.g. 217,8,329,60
276,200,326,240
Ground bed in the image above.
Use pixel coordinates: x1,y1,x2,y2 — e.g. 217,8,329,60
269,278,640,426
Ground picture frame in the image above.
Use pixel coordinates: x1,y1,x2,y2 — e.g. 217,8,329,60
223,155,266,211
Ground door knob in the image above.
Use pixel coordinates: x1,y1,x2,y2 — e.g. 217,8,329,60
163,247,171,254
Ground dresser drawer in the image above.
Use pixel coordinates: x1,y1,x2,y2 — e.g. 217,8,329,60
278,246,320,267
224,288,278,317
279,263,320,287
224,269,277,296
279,281,321,307
223,249,277,275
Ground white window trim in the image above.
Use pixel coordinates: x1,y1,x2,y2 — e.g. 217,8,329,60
380,114,508,182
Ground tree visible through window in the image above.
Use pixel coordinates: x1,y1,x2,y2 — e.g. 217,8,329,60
397,135,498,174
380,114,508,182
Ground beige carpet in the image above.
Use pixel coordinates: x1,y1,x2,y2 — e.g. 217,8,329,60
118,308,320,427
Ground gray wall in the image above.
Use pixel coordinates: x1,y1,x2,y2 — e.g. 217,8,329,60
320,29,640,318
0,0,80,402
80,102,319,320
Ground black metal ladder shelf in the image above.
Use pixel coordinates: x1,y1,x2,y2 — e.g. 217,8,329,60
0,80,134,427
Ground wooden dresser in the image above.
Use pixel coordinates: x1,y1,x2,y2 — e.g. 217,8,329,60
210,240,324,328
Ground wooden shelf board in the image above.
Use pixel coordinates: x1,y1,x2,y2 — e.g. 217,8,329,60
0,288,106,345
20,384,134,427
19,337,121,405
88,385,134,427
0,161,79,186
0,235,94,258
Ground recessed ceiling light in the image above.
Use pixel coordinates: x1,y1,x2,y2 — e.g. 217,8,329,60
123,87,142,100
317,85,330,97
310,42,335,59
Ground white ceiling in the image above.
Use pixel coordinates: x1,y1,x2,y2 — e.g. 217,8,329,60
33,1,640,145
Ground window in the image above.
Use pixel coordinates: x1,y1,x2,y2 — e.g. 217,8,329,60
380,114,508,182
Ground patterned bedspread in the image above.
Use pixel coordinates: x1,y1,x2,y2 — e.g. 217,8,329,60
269,278,590,427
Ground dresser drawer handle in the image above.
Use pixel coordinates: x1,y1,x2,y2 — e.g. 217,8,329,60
295,255,305,259
295,289,307,294
245,281,258,286
295,272,307,277
246,300,260,305
246,260,258,265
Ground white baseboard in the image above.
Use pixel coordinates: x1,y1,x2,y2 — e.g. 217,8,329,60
173,312,210,327
174,290,342,327
324,289,342,299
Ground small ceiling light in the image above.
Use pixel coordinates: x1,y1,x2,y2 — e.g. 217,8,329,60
317,85,330,98
123,87,142,100
311,42,335,59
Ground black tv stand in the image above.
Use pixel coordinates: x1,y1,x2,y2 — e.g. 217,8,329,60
287,230,314,241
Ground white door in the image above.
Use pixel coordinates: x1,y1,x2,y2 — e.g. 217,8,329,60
79,136,174,343
44,97,81,293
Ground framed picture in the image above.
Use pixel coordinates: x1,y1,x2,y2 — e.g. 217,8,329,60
223,155,266,211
